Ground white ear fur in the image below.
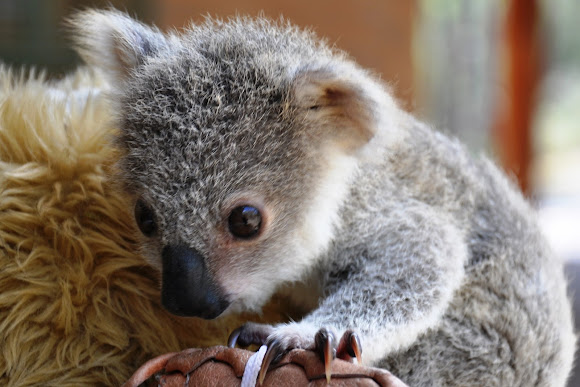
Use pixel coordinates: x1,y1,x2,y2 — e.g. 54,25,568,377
293,68,385,152
69,9,169,82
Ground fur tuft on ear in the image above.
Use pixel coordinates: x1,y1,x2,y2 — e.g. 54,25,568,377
68,9,169,82
292,68,388,152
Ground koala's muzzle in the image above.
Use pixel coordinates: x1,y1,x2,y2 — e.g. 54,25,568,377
161,244,230,319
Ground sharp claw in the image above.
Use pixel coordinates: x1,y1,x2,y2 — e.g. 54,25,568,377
324,336,333,383
315,328,335,383
336,330,363,365
349,332,363,365
227,326,243,348
258,343,279,386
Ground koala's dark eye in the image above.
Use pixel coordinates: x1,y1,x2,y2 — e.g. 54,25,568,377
228,206,262,239
134,199,157,237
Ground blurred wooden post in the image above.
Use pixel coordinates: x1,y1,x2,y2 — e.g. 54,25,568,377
493,0,542,195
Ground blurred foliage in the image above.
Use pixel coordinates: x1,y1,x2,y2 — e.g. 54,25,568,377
414,0,503,153
540,0,580,66
532,0,580,197
535,73,580,152
536,0,580,152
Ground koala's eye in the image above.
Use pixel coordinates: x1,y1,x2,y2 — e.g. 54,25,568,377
134,199,157,237
228,206,262,239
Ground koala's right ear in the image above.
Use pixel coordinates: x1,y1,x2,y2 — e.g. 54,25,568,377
292,68,382,153
69,9,169,82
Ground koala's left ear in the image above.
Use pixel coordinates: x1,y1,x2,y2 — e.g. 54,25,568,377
292,68,387,153
69,9,170,82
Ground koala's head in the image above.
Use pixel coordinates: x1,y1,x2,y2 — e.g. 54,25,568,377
71,10,399,318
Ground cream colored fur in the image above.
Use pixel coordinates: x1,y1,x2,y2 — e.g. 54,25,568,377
0,66,285,386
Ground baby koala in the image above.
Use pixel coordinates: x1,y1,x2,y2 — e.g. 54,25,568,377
71,10,575,386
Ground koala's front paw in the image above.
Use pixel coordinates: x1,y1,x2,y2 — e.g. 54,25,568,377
228,323,362,384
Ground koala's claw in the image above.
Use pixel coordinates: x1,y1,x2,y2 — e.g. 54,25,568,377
258,341,284,385
227,326,244,348
314,328,337,383
336,329,363,365
227,322,273,348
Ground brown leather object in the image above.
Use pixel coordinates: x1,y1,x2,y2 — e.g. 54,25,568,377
123,346,408,387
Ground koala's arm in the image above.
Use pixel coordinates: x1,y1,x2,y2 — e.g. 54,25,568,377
277,202,468,366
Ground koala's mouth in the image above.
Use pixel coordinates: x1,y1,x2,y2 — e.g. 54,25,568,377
160,244,230,319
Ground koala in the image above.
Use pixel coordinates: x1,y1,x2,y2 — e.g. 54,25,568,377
70,10,575,386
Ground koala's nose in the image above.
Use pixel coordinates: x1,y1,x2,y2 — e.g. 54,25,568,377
161,244,230,319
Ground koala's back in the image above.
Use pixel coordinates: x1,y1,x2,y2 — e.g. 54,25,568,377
382,225,574,386
356,119,576,386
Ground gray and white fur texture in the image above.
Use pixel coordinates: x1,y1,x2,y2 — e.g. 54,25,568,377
71,10,575,386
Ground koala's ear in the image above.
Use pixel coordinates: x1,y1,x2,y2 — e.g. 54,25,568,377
69,9,169,82
293,69,382,152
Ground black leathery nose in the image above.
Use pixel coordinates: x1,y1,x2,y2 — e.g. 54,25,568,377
161,244,230,319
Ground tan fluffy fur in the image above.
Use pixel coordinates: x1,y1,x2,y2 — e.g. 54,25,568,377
0,66,286,386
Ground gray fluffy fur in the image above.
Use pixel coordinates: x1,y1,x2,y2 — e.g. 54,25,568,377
71,10,575,386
